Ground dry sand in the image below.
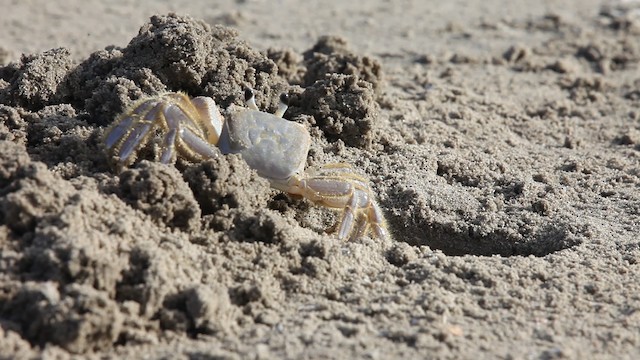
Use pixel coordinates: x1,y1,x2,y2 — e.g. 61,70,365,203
1,0,640,358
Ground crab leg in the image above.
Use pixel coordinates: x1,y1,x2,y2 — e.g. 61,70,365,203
159,128,178,164
104,100,158,150
118,122,153,162
276,167,388,240
104,115,134,150
117,103,163,163
332,186,388,240
158,104,185,164
178,127,221,160
336,188,365,239
366,199,388,239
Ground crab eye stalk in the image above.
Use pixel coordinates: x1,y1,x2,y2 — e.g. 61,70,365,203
244,86,259,111
279,93,289,106
275,93,289,118
244,87,254,101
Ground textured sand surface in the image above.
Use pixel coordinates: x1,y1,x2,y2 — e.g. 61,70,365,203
1,0,640,358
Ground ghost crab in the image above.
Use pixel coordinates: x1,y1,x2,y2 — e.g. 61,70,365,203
104,87,388,240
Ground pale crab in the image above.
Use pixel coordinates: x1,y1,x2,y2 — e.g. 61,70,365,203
104,87,388,240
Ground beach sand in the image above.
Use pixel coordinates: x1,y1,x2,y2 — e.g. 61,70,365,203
1,0,639,358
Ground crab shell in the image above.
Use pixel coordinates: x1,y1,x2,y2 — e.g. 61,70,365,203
218,104,311,182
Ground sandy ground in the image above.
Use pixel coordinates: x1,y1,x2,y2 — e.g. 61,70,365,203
1,0,640,358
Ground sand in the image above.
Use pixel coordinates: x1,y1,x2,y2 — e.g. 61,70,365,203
1,0,639,358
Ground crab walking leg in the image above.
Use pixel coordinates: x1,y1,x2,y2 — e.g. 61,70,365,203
179,127,221,160
281,174,388,240
159,104,187,163
117,105,164,163
353,213,370,240
104,115,135,150
118,122,153,162
335,188,385,240
105,100,158,150
159,128,178,164
367,199,389,239
158,104,183,164
336,188,366,239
